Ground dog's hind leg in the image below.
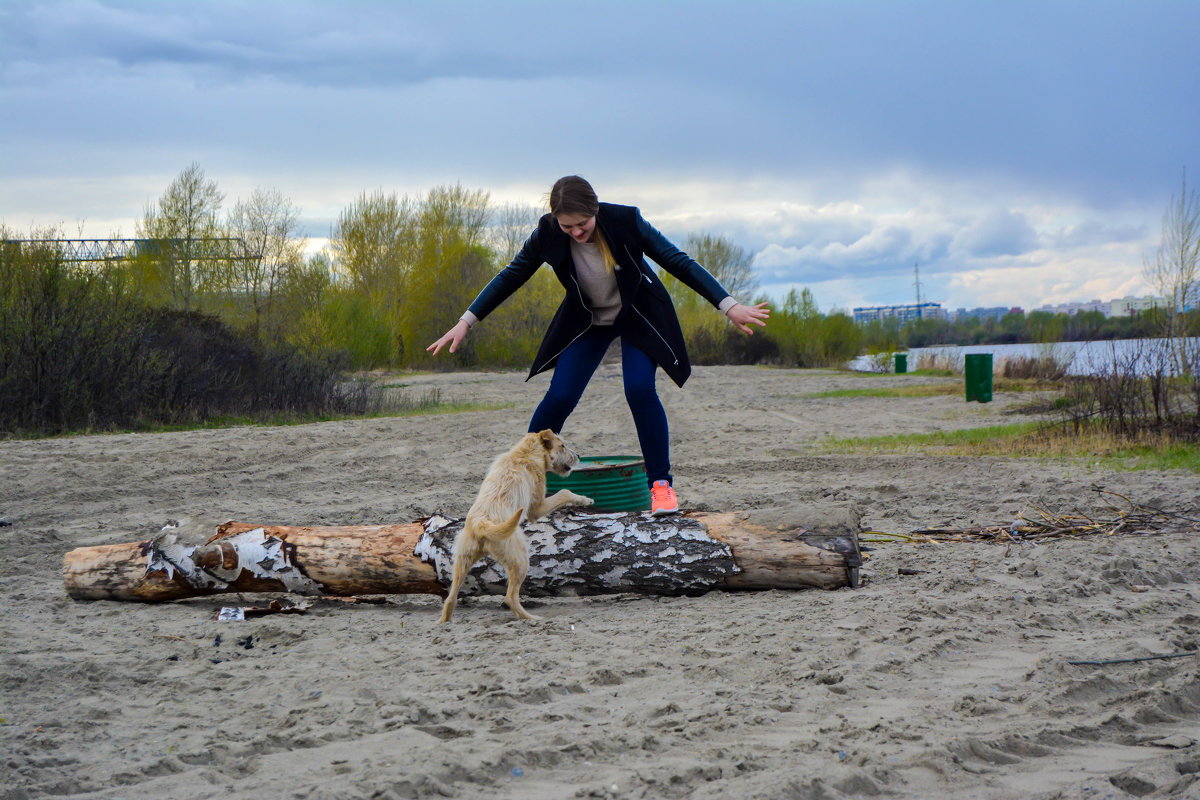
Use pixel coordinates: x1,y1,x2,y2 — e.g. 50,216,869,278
487,521,539,622
437,539,482,624
502,555,539,621
436,564,465,624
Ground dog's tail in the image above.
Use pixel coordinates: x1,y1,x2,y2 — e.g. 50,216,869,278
477,508,524,542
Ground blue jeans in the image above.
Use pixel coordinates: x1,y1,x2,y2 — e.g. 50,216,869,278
528,325,672,487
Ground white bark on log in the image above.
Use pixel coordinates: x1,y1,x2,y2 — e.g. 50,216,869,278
62,511,861,602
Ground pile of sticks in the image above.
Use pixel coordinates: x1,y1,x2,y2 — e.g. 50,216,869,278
864,486,1200,545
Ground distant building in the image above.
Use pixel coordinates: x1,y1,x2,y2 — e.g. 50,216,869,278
951,306,1020,323
1032,299,1107,316
1110,295,1165,317
853,302,945,325
1181,285,1199,312
855,291,1186,325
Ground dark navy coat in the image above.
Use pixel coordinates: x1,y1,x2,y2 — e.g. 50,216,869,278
466,203,731,387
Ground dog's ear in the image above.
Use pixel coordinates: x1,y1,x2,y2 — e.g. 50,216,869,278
537,429,556,449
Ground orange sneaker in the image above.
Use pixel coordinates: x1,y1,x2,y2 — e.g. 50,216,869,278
650,480,679,516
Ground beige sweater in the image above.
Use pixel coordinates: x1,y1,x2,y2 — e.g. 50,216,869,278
569,240,622,325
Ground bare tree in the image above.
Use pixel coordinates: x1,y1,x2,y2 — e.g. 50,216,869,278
683,232,759,302
490,201,544,262
660,231,759,313
136,162,225,311
227,188,306,340
1143,169,1199,373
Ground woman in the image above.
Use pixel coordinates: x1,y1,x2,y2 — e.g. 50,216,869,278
428,176,769,515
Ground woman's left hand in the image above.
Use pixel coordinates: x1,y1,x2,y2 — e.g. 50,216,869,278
726,302,771,335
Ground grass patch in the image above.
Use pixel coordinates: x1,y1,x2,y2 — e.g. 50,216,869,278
805,384,960,399
4,390,513,439
1104,443,1200,472
373,387,513,419
844,367,955,377
826,422,1044,453
806,378,1056,399
823,421,1200,473
151,401,512,431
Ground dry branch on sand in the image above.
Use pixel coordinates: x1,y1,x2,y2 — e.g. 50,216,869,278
863,486,1200,545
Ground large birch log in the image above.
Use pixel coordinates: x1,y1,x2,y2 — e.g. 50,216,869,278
62,510,862,602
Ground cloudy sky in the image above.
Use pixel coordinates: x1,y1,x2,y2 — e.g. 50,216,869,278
2,0,1197,312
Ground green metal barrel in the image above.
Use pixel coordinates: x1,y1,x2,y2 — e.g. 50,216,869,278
965,353,993,403
546,456,651,512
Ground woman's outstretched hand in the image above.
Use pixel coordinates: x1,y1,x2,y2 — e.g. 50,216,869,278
427,319,470,356
726,302,771,335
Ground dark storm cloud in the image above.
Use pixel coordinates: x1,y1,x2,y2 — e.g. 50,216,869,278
6,0,1197,199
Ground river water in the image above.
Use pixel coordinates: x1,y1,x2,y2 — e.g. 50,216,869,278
849,337,1200,376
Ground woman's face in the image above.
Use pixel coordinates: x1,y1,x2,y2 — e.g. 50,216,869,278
557,213,596,244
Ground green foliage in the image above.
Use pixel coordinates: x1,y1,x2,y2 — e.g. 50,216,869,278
471,268,562,368
1,240,151,432
819,313,863,365
398,185,493,368
328,183,495,367
313,290,396,369
331,189,415,299
328,189,413,363
1025,310,1065,343
0,241,373,435
768,288,862,367
12,163,1200,448
768,288,816,365
271,253,336,352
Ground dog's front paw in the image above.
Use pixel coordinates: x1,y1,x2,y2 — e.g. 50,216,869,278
577,495,594,507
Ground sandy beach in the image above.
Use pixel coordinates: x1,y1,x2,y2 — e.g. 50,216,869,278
3,365,1199,800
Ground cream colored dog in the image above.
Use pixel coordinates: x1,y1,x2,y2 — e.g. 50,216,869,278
437,429,592,624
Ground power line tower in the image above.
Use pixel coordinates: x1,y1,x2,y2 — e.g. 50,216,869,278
913,262,923,306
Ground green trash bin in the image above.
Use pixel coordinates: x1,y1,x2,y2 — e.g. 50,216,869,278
545,456,651,512
894,353,907,374
965,353,993,403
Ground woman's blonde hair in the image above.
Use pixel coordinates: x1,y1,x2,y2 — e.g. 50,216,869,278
550,175,615,273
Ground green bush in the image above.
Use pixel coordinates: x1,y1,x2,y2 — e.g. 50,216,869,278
0,243,373,435
314,291,397,369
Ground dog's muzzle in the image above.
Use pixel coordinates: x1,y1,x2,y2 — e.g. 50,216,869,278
562,445,582,475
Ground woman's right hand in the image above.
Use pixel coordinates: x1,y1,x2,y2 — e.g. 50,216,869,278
426,319,470,356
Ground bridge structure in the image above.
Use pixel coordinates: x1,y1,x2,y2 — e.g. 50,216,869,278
1,238,255,263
